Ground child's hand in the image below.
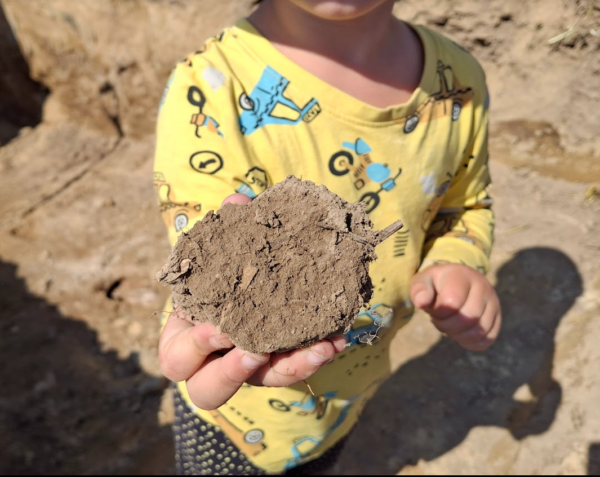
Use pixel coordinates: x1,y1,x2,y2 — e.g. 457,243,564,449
409,263,502,351
159,309,346,410
158,192,345,411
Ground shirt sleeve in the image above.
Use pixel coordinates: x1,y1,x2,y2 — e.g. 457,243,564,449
420,82,495,275
154,54,271,247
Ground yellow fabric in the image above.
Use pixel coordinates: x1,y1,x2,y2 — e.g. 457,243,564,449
154,19,493,473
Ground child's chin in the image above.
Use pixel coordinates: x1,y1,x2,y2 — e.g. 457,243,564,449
291,0,390,21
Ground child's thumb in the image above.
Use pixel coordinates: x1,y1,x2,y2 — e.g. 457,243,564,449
410,273,436,310
222,193,253,206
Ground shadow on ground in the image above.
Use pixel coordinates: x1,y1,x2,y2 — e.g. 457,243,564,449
590,443,600,476
0,260,174,475
329,247,582,475
0,3,47,146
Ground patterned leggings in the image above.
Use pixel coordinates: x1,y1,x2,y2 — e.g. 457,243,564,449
172,389,347,475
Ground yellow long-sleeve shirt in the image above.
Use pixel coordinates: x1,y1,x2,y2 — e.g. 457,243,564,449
154,19,494,473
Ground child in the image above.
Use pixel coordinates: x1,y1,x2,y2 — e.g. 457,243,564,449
154,0,501,474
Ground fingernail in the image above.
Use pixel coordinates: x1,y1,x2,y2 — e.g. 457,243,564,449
308,348,332,366
242,353,267,369
330,338,347,353
209,334,232,349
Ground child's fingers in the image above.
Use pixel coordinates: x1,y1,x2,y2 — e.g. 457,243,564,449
481,306,502,346
185,348,270,410
431,280,488,336
328,335,348,354
427,269,472,320
454,296,501,351
409,272,436,309
247,340,336,387
158,312,233,382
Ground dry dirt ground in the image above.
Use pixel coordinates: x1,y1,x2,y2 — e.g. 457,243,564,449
0,0,599,475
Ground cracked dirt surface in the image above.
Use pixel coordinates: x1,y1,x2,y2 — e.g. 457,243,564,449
0,0,599,475
158,176,394,354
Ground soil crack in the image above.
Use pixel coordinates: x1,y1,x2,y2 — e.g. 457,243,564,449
14,137,123,224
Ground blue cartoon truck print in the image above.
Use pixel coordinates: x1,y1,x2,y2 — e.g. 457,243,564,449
283,394,355,470
239,66,321,135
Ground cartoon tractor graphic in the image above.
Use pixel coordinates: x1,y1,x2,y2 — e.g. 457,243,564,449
401,60,474,134
208,409,267,457
154,172,202,233
283,396,357,471
328,138,402,213
268,391,337,420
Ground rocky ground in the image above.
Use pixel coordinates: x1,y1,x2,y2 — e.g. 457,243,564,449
0,0,599,475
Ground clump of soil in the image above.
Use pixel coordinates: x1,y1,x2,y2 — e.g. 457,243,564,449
156,176,402,354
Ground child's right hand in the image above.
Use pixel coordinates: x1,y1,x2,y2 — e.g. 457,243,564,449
159,309,346,410
158,192,346,411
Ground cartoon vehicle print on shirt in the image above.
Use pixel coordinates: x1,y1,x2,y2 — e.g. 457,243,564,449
187,86,224,138
207,409,267,457
235,166,270,199
344,303,394,347
427,215,488,253
268,392,337,420
283,392,352,470
282,377,384,470
154,172,202,232
329,138,402,213
421,172,453,232
238,66,321,135
401,61,473,134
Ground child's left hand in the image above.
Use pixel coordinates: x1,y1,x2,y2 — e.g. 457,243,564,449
409,263,502,351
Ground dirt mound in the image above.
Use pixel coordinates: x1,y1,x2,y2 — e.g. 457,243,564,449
157,176,402,354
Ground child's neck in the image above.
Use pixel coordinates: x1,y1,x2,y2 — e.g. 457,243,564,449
250,1,396,69
248,1,424,108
